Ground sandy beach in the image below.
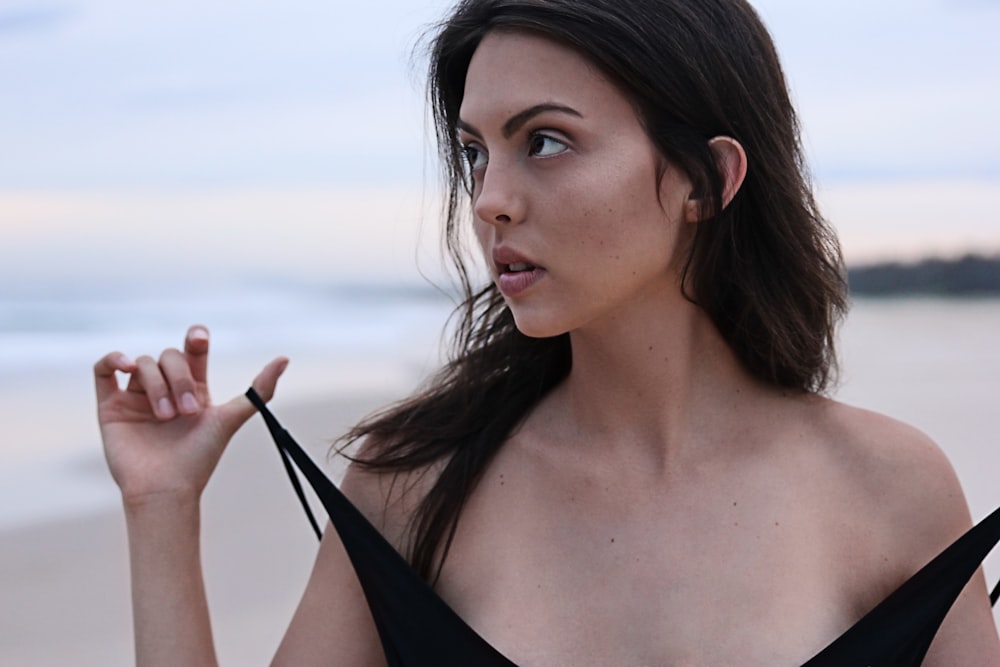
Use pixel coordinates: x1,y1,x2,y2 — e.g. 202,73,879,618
0,393,389,666
2,297,1000,664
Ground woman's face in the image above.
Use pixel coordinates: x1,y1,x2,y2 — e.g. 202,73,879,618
459,30,697,338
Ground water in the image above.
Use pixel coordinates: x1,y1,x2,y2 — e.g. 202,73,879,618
836,297,1000,525
0,277,457,529
1,284,999,542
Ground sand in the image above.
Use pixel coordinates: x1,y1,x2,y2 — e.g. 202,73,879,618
0,393,390,666
3,298,1000,663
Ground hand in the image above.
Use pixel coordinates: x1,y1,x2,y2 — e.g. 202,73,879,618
94,325,288,505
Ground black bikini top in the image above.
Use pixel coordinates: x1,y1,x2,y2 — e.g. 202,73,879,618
246,388,1000,666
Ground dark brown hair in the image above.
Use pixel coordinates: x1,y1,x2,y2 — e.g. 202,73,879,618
341,0,847,583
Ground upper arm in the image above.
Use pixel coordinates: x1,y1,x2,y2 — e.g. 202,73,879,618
270,516,387,667
270,457,424,667
911,447,1000,665
843,409,1000,665
924,564,1000,666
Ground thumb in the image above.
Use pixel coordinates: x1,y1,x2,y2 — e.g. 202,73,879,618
218,356,290,436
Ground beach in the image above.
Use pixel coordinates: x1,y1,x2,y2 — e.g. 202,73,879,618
1,295,999,664
0,393,390,666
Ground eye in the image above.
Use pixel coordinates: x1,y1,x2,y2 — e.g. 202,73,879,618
462,143,488,172
528,133,568,158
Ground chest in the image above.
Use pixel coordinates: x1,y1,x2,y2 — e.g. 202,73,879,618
432,454,873,666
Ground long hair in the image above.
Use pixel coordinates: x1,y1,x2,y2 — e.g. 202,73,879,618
340,0,847,583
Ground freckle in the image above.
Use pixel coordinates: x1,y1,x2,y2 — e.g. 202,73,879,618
734,522,740,527
774,521,780,527
733,501,738,506
610,537,615,543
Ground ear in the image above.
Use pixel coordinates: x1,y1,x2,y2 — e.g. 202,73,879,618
683,136,748,223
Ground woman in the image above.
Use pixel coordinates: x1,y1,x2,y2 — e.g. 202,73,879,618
94,0,1000,664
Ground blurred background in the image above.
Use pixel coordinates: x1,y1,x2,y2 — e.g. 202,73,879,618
1,0,998,662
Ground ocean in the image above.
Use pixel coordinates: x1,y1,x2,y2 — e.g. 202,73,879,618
1,281,998,562
0,278,457,530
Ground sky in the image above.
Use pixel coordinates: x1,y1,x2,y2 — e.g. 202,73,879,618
0,0,998,285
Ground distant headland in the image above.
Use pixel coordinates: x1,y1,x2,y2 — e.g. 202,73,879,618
847,253,1000,297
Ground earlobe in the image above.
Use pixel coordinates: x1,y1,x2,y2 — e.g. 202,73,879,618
682,198,702,223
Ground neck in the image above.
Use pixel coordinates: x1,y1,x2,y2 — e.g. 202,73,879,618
555,294,762,467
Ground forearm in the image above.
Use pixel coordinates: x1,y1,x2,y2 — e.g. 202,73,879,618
125,494,218,667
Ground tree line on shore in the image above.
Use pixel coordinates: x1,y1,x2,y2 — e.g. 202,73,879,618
847,253,1000,297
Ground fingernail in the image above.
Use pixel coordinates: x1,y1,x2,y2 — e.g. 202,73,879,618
190,327,209,341
157,397,175,418
180,392,199,413
118,353,135,367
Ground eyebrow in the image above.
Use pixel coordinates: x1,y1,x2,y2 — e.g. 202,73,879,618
458,103,583,140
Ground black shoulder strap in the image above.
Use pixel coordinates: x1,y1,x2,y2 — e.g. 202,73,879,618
245,388,518,667
248,387,998,667
802,504,1000,666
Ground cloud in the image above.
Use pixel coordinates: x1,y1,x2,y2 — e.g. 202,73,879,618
1,0,997,191
0,6,78,35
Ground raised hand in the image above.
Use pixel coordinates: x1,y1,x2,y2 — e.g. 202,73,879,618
94,325,288,505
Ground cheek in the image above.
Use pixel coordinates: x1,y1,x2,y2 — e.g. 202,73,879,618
565,167,674,254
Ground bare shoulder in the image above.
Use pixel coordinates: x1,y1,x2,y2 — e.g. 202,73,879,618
803,397,973,567
338,438,443,555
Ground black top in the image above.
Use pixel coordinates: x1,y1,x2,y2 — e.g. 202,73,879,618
246,388,1000,667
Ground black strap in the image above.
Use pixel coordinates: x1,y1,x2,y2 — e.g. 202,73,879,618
245,387,518,667
802,503,1000,665
247,387,1000,666
245,389,322,540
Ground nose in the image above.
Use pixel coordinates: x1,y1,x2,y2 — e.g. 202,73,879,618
472,161,525,226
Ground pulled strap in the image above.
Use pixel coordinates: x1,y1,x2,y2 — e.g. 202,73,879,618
245,388,322,540
245,387,518,667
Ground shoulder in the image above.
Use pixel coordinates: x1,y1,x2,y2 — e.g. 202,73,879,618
792,403,1000,663
338,438,444,556
809,399,963,507
803,398,973,574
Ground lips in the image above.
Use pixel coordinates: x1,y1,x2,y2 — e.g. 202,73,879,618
492,247,546,297
492,247,540,275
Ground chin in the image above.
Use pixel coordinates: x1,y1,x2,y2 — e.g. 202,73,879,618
508,308,571,339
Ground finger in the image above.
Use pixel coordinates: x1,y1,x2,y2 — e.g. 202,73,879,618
159,347,201,416
218,356,290,434
130,355,177,420
184,325,210,386
251,356,290,403
94,351,136,403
